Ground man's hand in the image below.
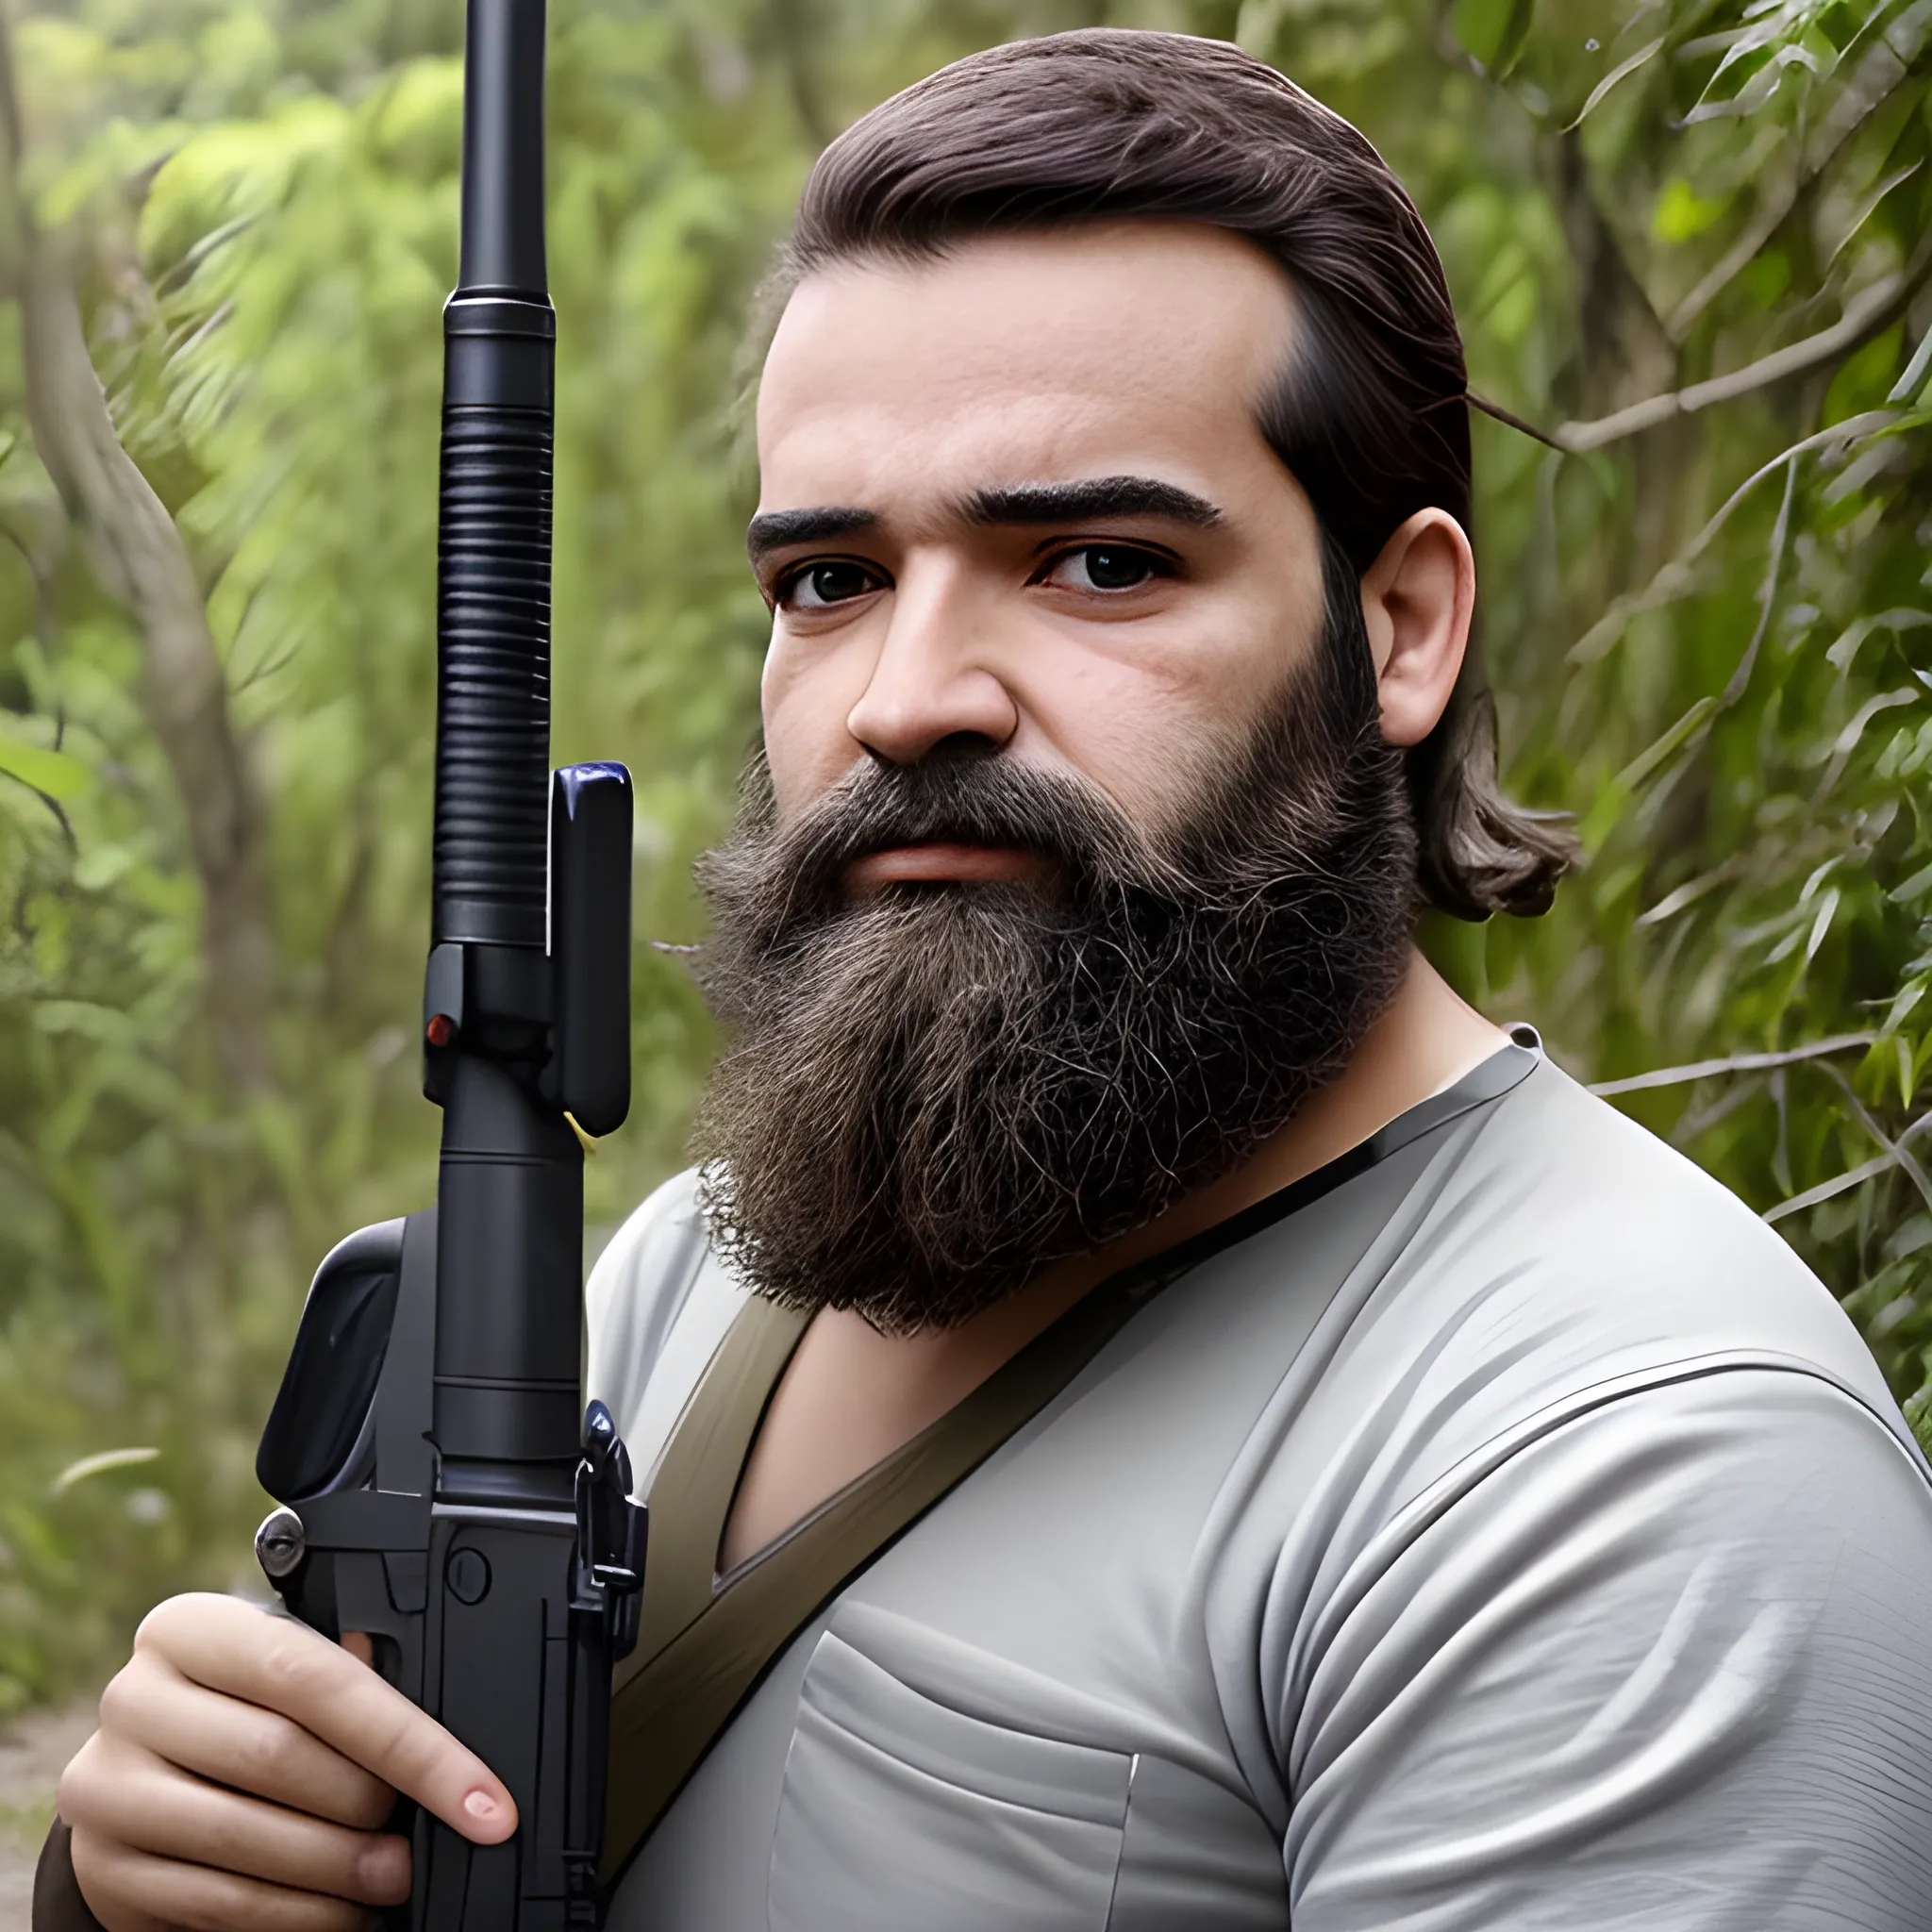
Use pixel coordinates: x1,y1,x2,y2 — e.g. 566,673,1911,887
56,1592,517,1932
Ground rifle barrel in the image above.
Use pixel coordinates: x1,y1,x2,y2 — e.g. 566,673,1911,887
433,0,555,955
458,0,548,298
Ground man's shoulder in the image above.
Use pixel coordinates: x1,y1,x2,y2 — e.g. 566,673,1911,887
1205,1058,1927,1732
1347,1053,1913,1470
1476,1057,1864,1344
586,1167,748,1482
589,1166,709,1302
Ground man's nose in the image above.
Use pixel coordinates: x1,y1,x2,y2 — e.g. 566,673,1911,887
844,569,1020,766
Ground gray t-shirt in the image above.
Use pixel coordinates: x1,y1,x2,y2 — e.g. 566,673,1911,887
588,1044,1932,1930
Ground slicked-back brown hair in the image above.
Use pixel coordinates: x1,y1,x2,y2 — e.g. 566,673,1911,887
767,27,1575,919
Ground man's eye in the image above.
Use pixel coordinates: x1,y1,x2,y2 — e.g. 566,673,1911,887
1040,545,1167,593
778,560,879,609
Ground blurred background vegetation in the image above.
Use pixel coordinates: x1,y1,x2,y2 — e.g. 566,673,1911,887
0,0,1927,1716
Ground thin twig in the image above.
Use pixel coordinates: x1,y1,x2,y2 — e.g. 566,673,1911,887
1817,1062,1932,1217
1466,391,1565,449
1763,1112,1932,1224
0,766,75,847
1764,1153,1896,1223
1590,1031,1876,1094
1558,256,1929,453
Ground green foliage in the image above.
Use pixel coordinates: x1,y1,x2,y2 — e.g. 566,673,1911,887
2,0,1929,1711
1195,0,1932,1445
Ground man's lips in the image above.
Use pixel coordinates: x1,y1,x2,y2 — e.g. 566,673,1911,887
844,842,1054,892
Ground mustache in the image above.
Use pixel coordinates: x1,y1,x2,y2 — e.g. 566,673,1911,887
705,747,1188,931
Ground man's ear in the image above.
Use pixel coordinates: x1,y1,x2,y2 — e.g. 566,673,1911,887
1359,508,1474,749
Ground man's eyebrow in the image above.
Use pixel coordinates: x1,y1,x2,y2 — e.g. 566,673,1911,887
745,506,877,563
961,475,1225,529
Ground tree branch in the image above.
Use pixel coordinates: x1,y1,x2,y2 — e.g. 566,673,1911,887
1590,1030,1876,1096
0,16,273,1091
1557,254,1928,453
1817,1061,1932,1219
1762,1150,1896,1224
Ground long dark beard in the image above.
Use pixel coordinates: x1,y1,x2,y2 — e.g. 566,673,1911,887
689,553,1417,1332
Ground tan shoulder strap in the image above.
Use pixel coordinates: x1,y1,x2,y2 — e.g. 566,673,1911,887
627,1292,810,1666
601,1268,1168,1884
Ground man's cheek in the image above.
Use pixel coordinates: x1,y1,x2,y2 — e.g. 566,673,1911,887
1051,708,1228,844
761,668,867,817
1022,629,1253,824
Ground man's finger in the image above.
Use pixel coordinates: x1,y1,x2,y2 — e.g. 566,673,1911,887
137,1594,516,1843
70,1824,379,1932
42,1820,168,1932
103,1650,396,1830
62,1731,409,1906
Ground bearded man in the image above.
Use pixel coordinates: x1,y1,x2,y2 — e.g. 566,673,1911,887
42,28,1932,1932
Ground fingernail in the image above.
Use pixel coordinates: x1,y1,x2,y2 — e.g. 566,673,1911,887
463,1788,504,1826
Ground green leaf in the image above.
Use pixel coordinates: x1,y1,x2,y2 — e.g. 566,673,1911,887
73,842,138,891
0,736,89,801
1804,888,1841,962
1564,37,1665,131
1452,0,1536,78
1616,696,1718,795
49,1447,158,1496
1652,175,1730,243
1890,316,1932,404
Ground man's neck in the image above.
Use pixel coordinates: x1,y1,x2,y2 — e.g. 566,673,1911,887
717,950,1508,1572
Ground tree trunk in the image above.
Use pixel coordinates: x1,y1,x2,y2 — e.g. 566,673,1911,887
0,22,274,1092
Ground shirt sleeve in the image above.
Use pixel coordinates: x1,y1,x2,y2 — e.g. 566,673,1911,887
32,1821,105,1932
1278,1365,1932,1931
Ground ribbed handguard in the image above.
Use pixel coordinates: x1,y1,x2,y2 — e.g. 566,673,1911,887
433,297,557,951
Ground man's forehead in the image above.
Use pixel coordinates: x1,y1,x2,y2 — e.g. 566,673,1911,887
754,224,1296,526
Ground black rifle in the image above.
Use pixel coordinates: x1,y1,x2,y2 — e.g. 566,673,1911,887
251,2,645,1924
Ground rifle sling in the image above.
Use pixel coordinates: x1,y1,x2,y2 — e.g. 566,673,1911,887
599,1250,1191,1886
